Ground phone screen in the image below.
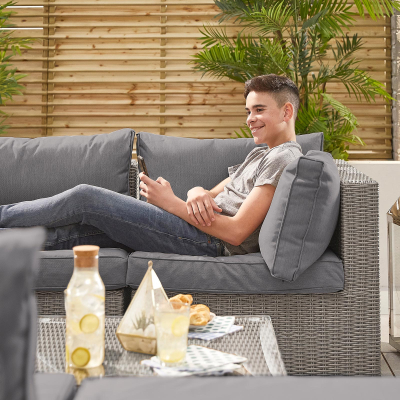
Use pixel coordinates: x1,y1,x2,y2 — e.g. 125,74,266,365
137,155,149,176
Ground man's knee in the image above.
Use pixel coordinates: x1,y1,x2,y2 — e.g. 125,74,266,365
71,184,99,203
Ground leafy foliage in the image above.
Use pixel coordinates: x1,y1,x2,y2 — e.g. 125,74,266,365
0,1,35,134
192,0,398,159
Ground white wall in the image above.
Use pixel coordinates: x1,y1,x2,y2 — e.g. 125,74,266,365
348,161,400,311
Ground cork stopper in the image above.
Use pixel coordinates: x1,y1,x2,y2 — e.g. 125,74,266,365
73,245,99,268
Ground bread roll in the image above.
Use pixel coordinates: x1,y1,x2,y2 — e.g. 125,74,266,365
190,304,211,326
169,294,193,305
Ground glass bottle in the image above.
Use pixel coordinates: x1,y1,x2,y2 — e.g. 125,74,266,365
65,245,105,369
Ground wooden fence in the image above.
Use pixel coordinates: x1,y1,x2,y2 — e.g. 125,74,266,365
3,0,393,159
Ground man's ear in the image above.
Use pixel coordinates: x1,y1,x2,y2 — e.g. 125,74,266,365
283,102,294,120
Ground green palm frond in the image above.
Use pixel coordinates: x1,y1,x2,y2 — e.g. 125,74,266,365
300,0,356,36
353,0,400,19
214,0,266,22
192,34,291,81
321,93,358,129
199,24,236,48
334,65,393,102
295,102,329,135
333,34,363,65
241,1,293,36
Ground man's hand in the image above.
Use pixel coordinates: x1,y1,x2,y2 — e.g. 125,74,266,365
186,187,222,227
139,172,179,212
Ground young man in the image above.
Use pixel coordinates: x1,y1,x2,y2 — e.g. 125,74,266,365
0,74,302,257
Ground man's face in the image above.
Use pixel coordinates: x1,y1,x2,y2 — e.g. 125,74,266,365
245,91,287,147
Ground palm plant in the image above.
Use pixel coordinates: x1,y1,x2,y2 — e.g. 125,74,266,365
192,0,399,159
0,1,34,134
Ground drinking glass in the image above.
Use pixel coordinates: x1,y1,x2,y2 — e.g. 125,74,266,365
154,301,190,366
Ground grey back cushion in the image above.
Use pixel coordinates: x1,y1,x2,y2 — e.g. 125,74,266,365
0,128,135,205
137,131,323,201
259,150,340,281
0,227,46,400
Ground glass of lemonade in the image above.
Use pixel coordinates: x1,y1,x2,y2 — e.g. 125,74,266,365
154,301,190,366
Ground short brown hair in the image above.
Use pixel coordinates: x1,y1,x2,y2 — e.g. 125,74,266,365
244,74,300,120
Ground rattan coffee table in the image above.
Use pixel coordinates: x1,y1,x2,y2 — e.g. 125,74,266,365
35,315,286,379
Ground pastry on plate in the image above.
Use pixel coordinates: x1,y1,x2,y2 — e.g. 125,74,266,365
190,304,211,326
169,293,193,305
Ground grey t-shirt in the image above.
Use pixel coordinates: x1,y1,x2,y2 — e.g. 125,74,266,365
214,141,303,256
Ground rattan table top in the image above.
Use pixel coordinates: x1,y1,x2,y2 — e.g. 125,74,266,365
35,315,286,379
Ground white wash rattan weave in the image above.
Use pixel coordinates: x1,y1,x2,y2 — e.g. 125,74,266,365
36,289,128,316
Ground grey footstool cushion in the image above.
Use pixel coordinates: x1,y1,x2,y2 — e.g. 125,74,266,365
73,376,400,400
127,248,343,294
34,373,76,400
36,248,128,291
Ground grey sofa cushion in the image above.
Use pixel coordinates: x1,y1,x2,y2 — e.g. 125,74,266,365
259,150,340,282
34,374,76,400
36,248,128,291
0,227,46,400
136,131,323,201
0,128,135,205
72,376,400,400
127,248,343,294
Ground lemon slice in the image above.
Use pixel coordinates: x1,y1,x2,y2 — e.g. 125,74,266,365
79,314,100,334
71,347,90,367
159,349,186,363
171,315,189,337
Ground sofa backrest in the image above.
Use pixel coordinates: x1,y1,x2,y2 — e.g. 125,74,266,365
136,131,324,201
0,129,135,205
0,227,46,400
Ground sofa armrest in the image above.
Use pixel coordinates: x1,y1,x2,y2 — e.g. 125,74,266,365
330,159,379,294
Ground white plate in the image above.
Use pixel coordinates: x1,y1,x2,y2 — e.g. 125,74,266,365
189,312,216,330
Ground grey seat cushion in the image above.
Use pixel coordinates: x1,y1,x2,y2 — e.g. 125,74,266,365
36,248,128,291
259,150,340,282
0,227,46,400
73,376,400,400
34,373,76,400
0,128,135,205
136,131,323,201
127,248,343,294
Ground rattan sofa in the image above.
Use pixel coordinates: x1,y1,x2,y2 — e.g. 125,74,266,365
25,132,379,375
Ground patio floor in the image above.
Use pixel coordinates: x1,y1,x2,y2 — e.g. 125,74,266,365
381,342,400,376
381,314,400,376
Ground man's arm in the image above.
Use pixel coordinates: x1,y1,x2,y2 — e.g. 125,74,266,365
170,183,275,246
139,172,274,246
205,177,231,198
186,177,231,227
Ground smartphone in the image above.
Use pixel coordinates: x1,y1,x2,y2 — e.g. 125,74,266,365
137,155,149,176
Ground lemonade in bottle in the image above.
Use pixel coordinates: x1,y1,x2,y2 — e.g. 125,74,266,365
65,245,105,369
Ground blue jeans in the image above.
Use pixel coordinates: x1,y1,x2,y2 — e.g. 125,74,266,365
0,184,226,257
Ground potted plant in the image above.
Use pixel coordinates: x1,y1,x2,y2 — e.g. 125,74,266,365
0,1,35,134
192,0,398,160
